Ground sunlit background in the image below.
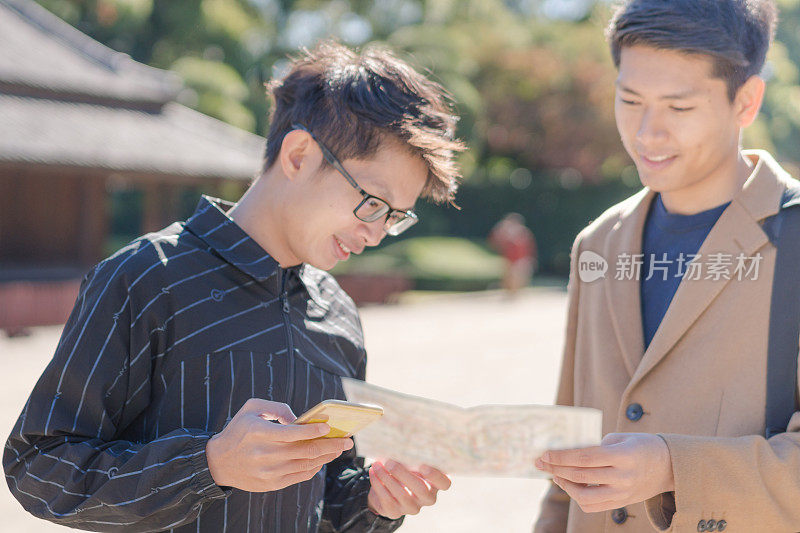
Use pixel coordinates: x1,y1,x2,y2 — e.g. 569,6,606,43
5,0,800,316
1,0,800,530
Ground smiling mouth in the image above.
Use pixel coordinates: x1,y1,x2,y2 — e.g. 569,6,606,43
334,236,351,255
641,154,677,163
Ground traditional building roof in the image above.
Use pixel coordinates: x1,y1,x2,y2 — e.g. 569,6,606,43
0,0,265,180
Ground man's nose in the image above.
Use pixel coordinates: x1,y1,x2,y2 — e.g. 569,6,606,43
362,219,386,247
635,108,668,145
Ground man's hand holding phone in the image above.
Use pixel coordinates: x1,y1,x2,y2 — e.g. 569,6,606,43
207,397,451,519
205,398,353,492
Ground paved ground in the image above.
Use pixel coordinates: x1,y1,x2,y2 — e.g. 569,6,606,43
0,286,568,532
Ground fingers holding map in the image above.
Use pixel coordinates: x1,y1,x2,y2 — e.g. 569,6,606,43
342,378,602,478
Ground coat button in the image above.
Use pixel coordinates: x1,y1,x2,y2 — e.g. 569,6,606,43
717,520,726,531
706,519,716,530
611,507,628,524
697,519,707,532
626,403,644,421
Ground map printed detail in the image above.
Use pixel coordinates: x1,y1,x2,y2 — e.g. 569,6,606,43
342,378,603,478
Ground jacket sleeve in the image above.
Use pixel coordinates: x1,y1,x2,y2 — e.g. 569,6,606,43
645,416,800,531
320,350,403,532
3,259,228,532
533,233,584,533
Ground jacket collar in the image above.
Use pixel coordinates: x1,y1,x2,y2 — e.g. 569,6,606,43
736,150,794,221
184,195,331,303
184,195,283,283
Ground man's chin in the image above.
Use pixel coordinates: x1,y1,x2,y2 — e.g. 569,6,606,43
306,256,340,272
636,172,677,194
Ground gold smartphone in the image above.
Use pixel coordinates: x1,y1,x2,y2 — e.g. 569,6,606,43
295,399,384,438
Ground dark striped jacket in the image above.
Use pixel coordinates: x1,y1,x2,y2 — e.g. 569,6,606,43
4,196,401,533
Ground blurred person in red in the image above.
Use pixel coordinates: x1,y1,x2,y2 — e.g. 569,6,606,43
488,212,538,296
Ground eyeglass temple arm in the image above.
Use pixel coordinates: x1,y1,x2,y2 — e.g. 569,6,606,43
291,123,367,195
292,124,416,220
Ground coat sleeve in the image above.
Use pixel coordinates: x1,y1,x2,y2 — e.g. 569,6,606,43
533,233,584,533
3,258,228,532
645,416,800,531
319,345,403,533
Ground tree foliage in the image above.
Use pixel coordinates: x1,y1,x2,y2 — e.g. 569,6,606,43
33,0,800,272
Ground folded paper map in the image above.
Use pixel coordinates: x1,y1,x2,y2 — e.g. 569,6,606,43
341,378,602,478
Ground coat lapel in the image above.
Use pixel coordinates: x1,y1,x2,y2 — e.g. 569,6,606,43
627,151,787,389
602,189,655,378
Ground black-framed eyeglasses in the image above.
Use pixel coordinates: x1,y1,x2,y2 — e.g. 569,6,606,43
292,123,419,236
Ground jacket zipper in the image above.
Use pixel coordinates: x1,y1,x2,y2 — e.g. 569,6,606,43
275,268,296,532
279,268,296,406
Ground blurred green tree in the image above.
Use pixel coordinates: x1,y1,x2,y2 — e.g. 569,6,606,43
31,0,800,273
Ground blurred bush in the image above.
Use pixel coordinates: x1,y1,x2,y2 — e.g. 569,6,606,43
333,237,505,292
171,57,256,131
408,175,641,276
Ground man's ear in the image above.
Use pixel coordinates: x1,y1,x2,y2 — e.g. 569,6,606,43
735,75,766,129
278,129,322,182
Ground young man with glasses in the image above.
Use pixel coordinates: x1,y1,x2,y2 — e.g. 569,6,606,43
5,41,463,532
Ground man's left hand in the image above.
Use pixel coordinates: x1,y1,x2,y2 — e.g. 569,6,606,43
535,433,674,513
367,460,451,519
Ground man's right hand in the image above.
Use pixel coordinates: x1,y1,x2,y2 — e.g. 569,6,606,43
205,398,353,492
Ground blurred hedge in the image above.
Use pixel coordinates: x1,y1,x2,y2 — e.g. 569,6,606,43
333,236,505,292
401,175,642,276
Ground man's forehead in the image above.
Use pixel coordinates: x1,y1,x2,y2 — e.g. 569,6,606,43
616,47,721,97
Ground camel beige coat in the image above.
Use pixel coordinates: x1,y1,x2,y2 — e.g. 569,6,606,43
534,151,800,533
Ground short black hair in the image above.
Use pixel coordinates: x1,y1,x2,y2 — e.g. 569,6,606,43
263,41,465,204
607,0,778,100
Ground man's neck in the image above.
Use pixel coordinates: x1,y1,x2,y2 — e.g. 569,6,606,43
227,175,299,268
660,152,754,215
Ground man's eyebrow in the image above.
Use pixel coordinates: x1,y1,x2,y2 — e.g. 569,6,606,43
368,179,391,200
369,179,415,211
616,82,640,95
616,82,698,100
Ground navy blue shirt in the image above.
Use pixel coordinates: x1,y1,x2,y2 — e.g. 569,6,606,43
641,194,730,349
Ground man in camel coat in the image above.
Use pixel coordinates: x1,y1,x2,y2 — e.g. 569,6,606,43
534,1,800,531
